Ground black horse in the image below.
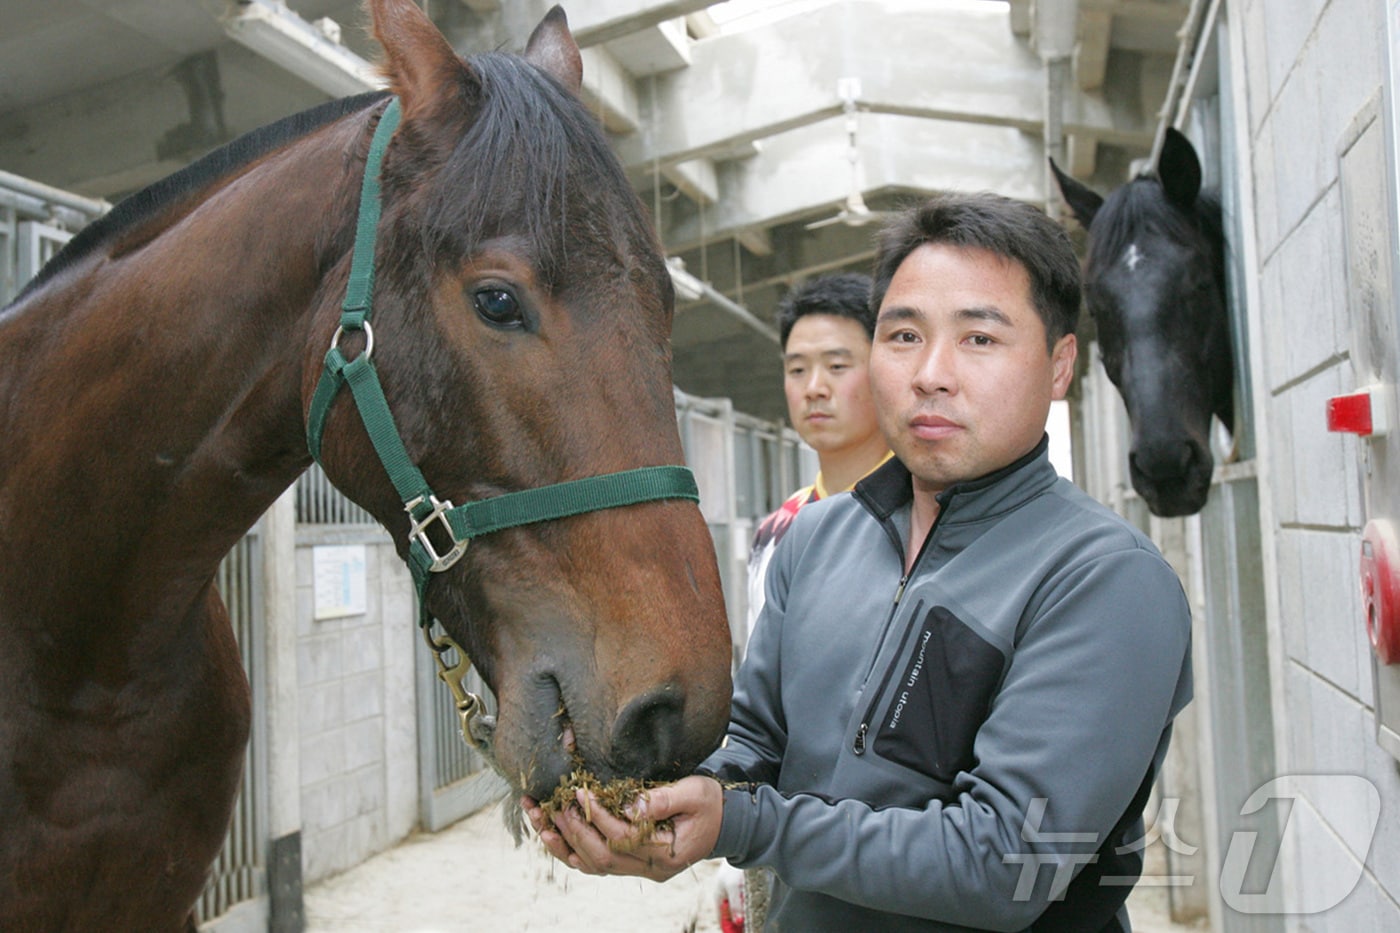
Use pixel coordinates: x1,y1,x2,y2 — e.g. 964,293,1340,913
1051,128,1232,517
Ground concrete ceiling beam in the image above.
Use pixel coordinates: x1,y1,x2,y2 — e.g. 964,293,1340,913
1077,9,1112,90
613,2,1151,174
663,157,719,204
1009,0,1032,37
1067,133,1099,177
1081,0,1190,27
602,18,691,76
563,0,715,47
579,45,641,133
655,113,1048,253
1082,1,1190,55
0,43,325,198
737,227,773,258
682,244,878,310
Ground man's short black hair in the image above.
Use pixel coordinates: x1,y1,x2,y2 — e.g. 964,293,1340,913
776,272,876,349
870,192,1081,349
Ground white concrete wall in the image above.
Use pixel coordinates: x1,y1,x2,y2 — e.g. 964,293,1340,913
1233,0,1400,925
292,527,421,885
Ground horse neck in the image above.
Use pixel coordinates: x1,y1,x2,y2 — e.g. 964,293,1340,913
0,109,374,640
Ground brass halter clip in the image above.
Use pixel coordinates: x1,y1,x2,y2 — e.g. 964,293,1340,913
422,624,487,749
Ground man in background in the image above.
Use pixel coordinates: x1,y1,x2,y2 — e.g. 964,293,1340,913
743,272,890,648
730,272,890,931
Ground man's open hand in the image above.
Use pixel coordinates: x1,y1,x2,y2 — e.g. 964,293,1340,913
521,774,725,881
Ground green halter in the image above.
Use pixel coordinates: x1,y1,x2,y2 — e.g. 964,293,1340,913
305,98,699,743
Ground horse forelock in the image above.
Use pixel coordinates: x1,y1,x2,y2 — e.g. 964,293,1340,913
1086,177,1219,285
405,52,664,311
9,92,390,307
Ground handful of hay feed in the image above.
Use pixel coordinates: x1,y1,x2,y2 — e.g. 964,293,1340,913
537,768,674,853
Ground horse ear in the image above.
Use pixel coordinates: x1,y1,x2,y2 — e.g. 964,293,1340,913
525,6,584,94
1158,127,1203,209
369,0,471,114
1049,157,1103,229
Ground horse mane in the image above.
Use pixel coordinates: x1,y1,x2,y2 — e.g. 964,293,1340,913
416,52,652,287
15,51,651,307
11,91,389,306
1086,175,1223,279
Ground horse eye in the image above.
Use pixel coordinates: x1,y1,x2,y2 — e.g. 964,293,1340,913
472,288,523,328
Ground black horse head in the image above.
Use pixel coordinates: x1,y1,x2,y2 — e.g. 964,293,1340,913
1051,128,1232,517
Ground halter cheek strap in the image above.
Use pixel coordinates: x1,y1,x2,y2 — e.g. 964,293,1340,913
304,97,701,748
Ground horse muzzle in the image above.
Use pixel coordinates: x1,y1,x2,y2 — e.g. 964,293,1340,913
1129,435,1213,517
490,661,727,802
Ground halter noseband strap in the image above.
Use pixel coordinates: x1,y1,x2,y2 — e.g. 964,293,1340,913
304,97,701,745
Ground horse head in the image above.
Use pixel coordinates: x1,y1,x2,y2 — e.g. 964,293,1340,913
1051,128,1233,517
309,0,732,800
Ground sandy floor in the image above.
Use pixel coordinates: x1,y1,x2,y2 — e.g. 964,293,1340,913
305,799,1204,932
305,800,724,933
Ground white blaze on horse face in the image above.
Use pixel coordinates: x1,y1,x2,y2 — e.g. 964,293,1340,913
1123,242,1144,272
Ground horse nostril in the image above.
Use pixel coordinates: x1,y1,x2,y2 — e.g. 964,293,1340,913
611,685,686,779
1130,439,1204,482
1177,441,1198,474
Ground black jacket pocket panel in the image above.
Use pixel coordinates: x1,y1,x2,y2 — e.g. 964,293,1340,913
871,605,1004,783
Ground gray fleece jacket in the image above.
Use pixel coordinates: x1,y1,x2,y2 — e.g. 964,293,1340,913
701,438,1193,932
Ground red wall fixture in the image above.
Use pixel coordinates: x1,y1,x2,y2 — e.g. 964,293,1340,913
1362,519,1400,665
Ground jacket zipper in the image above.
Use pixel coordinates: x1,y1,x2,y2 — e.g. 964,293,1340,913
852,489,953,756
854,595,923,755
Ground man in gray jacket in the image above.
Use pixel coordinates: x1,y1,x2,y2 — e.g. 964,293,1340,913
525,191,1193,932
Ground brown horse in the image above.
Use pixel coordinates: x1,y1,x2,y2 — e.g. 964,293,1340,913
0,1,731,929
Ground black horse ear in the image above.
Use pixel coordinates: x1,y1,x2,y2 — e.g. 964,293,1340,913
1158,127,1203,209
525,6,584,95
1049,157,1103,229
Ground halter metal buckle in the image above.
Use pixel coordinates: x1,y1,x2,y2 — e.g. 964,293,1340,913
329,320,374,360
406,493,468,572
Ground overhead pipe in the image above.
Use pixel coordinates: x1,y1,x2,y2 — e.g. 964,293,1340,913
667,257,780,345
1034,0,1079,220
1153,0,1212,162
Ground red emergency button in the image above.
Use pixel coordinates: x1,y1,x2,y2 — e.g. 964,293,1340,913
1327,385,1390,436
1361,520,1400,665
